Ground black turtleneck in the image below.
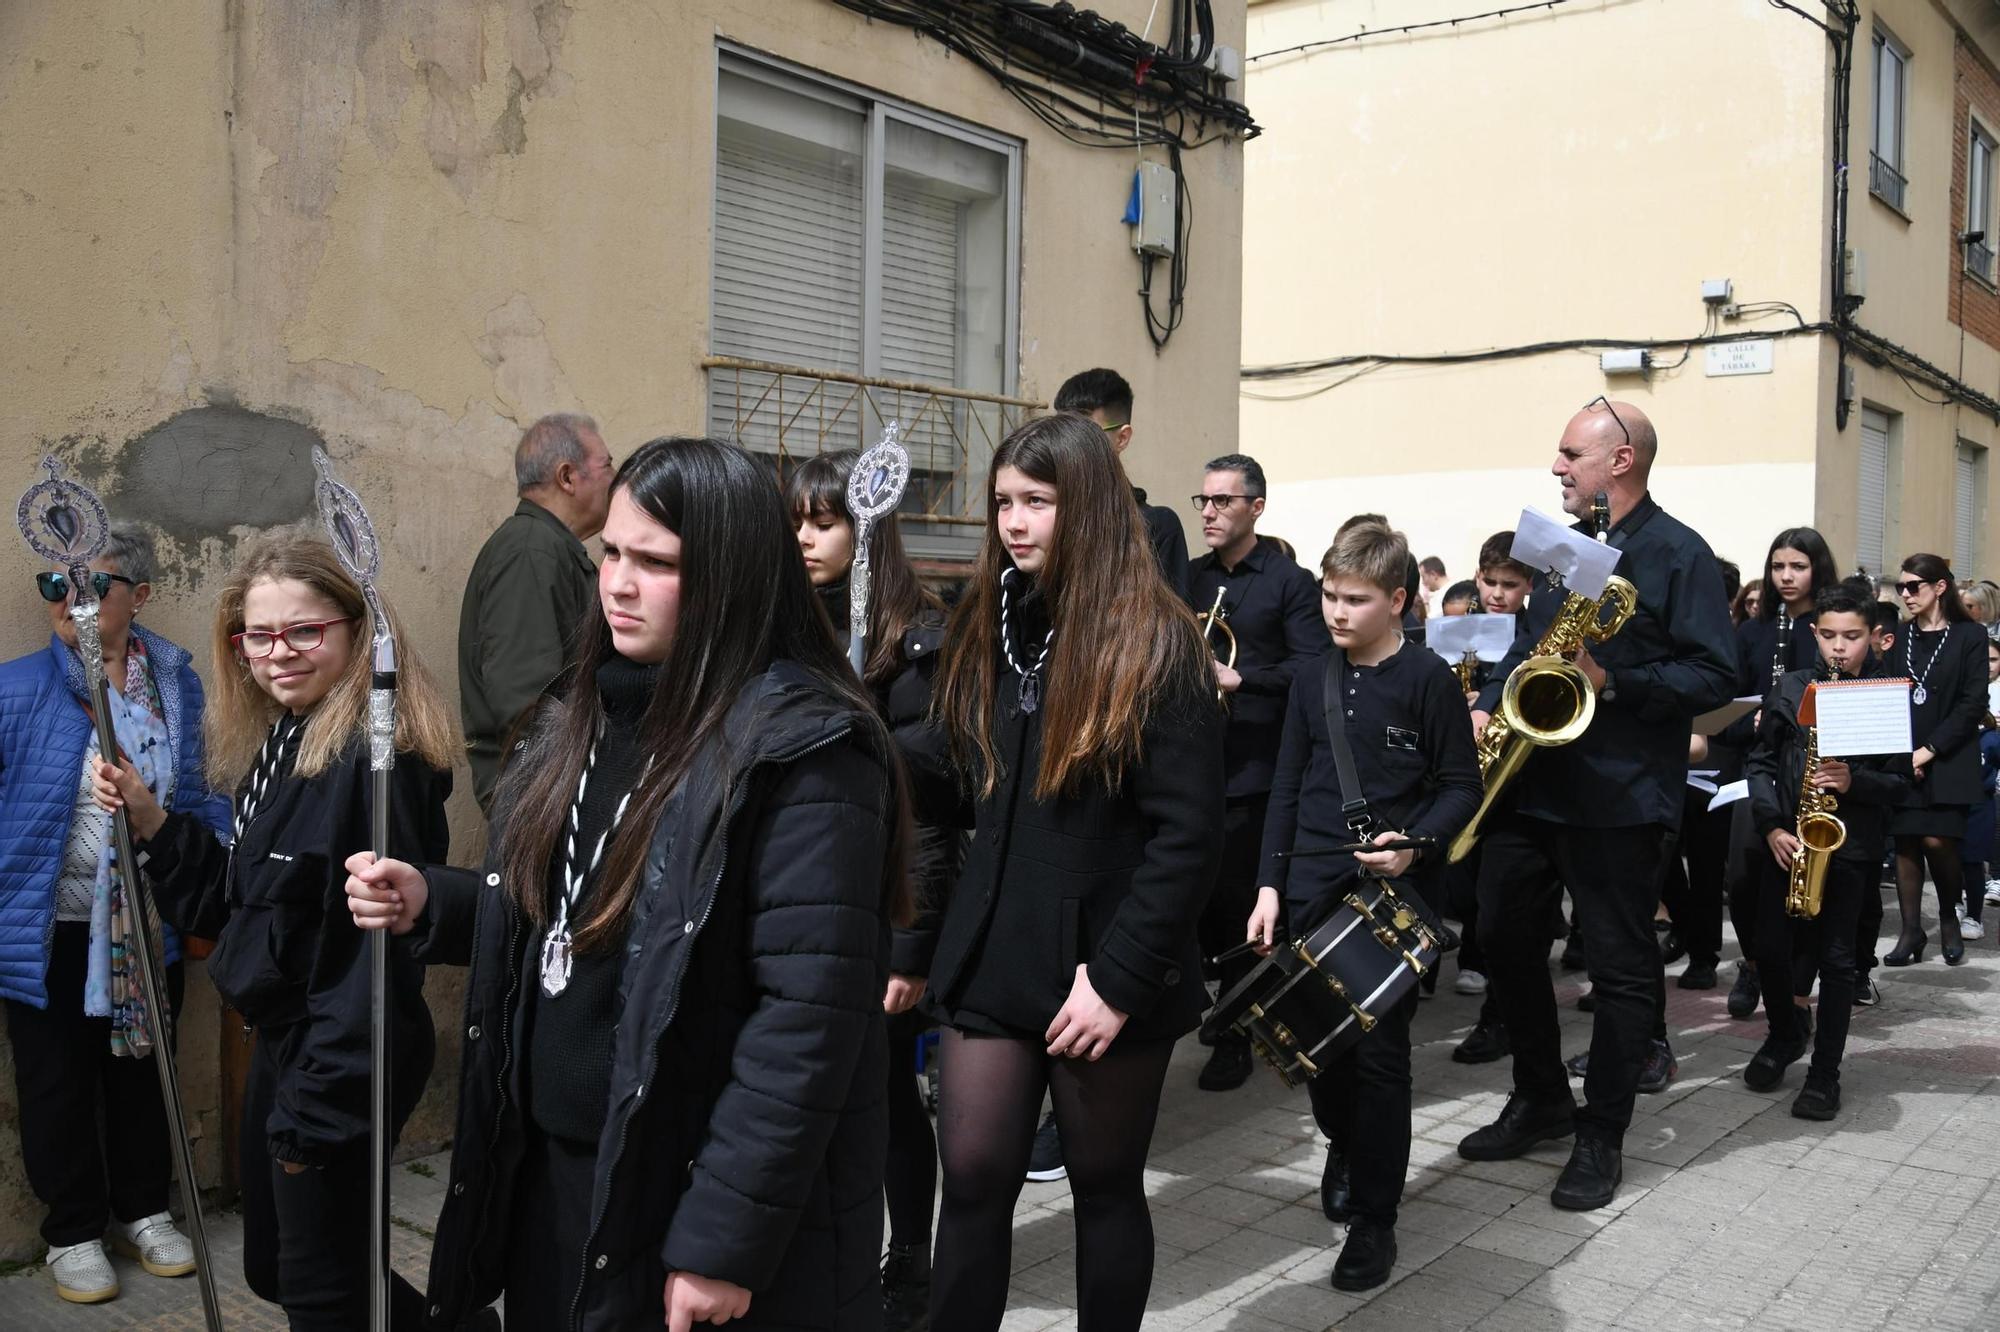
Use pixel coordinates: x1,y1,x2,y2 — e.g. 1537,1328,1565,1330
526,654,658,1145
817,575,853,653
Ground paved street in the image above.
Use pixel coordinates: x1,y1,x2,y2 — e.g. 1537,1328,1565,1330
6,895,1999,1331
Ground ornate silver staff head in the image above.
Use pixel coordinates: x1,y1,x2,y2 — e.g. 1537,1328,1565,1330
17,456,114,681
311,447,397,770
845,422,911,672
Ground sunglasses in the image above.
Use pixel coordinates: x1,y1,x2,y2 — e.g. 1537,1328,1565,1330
36,570,137,604
1895,579,1938,596
1582,395,1632,451
231,618,356,661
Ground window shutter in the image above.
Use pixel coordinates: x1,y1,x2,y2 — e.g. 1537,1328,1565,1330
1858,409,1889,577
1956,445,1980,576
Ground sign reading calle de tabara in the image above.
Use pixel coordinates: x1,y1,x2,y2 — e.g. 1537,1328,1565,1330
1704,338,1776,377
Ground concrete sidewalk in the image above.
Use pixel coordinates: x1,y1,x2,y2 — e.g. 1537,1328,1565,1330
5,899,1998,1331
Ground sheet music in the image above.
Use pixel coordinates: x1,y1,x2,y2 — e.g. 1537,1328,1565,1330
1692,695,1760,737
1510,507,1623,600
1707,779,1749,812
1812,678,1913,758
1424,613,1516,663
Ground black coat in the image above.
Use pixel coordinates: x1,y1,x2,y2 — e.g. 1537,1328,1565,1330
926,613,1225,1041
141,740,451,1164
872,617,962,978
1893,620,1991,805
1747,667,1911,863
417,662,896,1332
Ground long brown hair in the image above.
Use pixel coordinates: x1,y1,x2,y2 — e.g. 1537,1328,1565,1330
783,449,943,687
206,531,458,790
933,412,1214,799
498,437,909,952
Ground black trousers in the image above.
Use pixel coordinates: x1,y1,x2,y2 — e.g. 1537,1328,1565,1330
240,1035,427,1331
1476,816,1668,1139
1305,988,1417,1226
4,921,184,1247
1198,793,1269,1033
1856,871,1884,979
1725,800,1761,965
1659,786,1729,968
502,1129,595,1328
1753,854,1864,1082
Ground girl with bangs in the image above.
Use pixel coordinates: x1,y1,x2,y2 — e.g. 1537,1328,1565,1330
91,531,457,1329
926,412,1224,1330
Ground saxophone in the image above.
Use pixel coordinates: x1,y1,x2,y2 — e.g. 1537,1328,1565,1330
1453,652,1479,695
1786,719,1848,919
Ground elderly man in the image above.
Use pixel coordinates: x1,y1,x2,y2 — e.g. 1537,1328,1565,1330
460,413,614,810
1458,399,1735,1210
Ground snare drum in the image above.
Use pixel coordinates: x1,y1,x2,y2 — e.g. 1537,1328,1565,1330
1201,874,1443,1086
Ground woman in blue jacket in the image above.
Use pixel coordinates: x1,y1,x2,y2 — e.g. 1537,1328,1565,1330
0,523,230,1306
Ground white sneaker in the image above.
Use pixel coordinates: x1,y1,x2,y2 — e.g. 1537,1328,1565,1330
1958,905,1985,941
47,1239,118,1303
1454,969,1488,995
1985,879,2000,907
112,1212,196,1278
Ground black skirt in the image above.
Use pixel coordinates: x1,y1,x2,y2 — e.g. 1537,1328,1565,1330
1888,795,1969,840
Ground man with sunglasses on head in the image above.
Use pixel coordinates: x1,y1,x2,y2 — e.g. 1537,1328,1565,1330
1186,454,1324,1091
1053,368,1192,603
1458,398,1735,1212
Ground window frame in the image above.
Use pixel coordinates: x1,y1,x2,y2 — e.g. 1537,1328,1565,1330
1956,440,1987,578
1871,26,1910,212
1970,118,1997,284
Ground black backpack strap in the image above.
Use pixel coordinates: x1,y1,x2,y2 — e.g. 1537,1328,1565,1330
1321,649,1378,840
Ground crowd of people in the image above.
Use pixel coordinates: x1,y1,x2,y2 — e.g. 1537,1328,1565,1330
0,381,1990,1331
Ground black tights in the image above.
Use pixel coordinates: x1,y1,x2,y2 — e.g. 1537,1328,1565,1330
931,1029,1173,1332
1893,834,1965,949
884,1010,938,1250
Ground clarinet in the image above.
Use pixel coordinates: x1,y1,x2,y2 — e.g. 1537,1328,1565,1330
1773,610,1792,691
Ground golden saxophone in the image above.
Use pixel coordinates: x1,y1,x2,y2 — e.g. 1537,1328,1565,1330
1786,718,1847,918
1447,575,1639,863
1198,586,1238,704
1453,652,1479,695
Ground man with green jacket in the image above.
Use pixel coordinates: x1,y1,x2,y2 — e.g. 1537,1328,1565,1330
459,413,614,810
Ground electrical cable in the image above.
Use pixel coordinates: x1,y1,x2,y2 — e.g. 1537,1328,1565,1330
1249,0,1579,63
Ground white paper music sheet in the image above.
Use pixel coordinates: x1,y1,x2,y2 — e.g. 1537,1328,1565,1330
1812,678,1914,757
1425,613,1516,663
1707,779,1750,812
1511,507,1623,600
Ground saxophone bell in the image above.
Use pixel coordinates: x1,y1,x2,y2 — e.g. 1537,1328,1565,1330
1787,699,1848,919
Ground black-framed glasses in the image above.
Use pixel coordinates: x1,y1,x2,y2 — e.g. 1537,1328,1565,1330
1583,395,1632,452
1895,579,1935,596
35,570,136,604
231,618,356,660
1191,494,1255,513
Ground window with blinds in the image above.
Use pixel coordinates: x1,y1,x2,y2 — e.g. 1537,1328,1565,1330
1957,442,1985,577
1858,408,1891,577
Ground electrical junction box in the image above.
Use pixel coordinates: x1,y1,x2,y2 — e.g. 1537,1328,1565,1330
1132,161,1177,256
1600,348,1650,375
1206,43,1243,84
1701,278,1733,304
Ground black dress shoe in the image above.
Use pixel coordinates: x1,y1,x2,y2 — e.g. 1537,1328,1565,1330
1331,1221,1397,1292
1678,960,1718,990
1198,1038,1254,1091
1458,1093,1575,1161
1883,930,1928,966
881,1243,931,1332
1551,1136,1622,1211
1320,1152,1352,1222
1638,1039,1677,1094
1451,1021,1510,1064
1943,940,1967,966
1792,1074,1841,1121
1743,1034,1809,1091
1726,962,1761,1018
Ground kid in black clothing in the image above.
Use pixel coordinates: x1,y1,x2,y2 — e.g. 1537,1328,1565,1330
1744,582,1910,1118
1249,521,1481,1293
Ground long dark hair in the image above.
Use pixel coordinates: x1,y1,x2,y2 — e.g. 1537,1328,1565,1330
783,450,943,688
1757,527,1839,621
1901,552,1971,623
499,436,908,949
934,412,1213,799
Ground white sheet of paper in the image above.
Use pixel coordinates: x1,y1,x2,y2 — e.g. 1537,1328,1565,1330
1813,679,1914,757
1707,779,1749,812
1693,695,1761,737
1425,613,1517,663
1511,507,1623,600
1686,775,1720,795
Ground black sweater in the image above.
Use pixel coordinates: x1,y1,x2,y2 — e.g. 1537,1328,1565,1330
1747,666,1911,863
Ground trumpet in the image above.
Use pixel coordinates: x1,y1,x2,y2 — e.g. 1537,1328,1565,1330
1786,714,1847,918
1198,585,1238,703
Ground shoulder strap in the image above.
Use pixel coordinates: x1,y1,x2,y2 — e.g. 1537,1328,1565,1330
1320,650,1377,838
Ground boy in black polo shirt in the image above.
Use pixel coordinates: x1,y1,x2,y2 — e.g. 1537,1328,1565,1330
1743,580,1909,1118
1247,521,1481,1292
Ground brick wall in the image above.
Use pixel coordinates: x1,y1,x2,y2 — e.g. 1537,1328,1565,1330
1949,34,2000,350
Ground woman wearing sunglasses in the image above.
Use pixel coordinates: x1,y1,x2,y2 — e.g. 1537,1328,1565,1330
0,523,231,1306
1883,553,1990,967
90,530,458,1329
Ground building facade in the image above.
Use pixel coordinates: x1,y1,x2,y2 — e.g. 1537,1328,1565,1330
0,0,1249,1257
1242,0,2000,588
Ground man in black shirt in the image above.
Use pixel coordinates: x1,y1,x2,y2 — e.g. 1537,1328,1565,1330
1458,400,1735,1211
1054,368,1191,602
1187,453,1325,1091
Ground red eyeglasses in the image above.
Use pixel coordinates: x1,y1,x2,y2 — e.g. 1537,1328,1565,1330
231,618,356,660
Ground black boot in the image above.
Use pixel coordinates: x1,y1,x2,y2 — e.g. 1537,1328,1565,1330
1198,1036,1254,1091
1331,1221,1397,1292
1726,961,1761,1018
1320,1152,1351,1222
1451,1021,1510,1064
1743,1033,1809,1091
1792,1073,1841,1121
880,1243,931,1332
1457,1093,1575,1161
1551,1135,1622,1211
1677,959,1718,989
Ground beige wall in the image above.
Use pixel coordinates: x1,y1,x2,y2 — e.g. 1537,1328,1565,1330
0,0,1246,1259
1241,0,1836,580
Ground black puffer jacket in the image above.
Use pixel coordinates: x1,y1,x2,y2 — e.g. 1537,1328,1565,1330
416,661,896,1332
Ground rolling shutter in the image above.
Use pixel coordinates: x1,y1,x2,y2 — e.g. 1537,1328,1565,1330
1956,444,1981,576
1858,409,1889,576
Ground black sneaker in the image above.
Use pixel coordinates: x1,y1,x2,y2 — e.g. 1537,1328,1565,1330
1638,1039,1677,1094
1726,962,1761,1019
1024,1111,1065,1181
1791,1074,1841,1121
1197,1038,1254,1092
1743,1035,1809,1092
880,1243,931,1332
1331,1221,1397,1292
1451,1021,1510,1064
1564,1048,1590,1079
1678,960,1718,990
1853,975,1881,1007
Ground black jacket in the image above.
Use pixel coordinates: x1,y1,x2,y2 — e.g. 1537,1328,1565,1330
1747,667,1911,863
1715,612,1819,753
417,662,896,1332
1474,495,1736,830
926,598,1225,1041
1188,542,1327,798
1893,620,1990,806
1134,487,1192,604
140,741,451,1165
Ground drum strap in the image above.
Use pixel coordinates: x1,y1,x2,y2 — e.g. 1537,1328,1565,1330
1323,650,1380,840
